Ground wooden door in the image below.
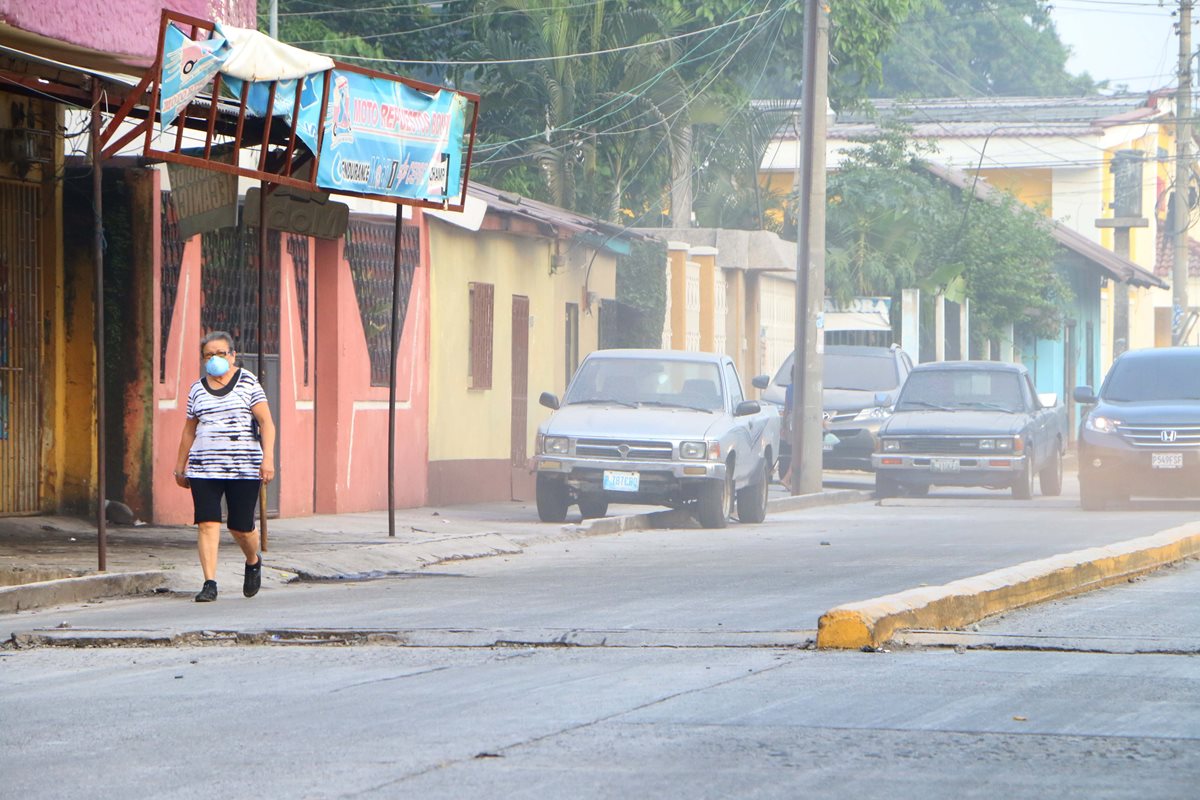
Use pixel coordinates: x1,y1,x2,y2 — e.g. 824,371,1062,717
511,295,531,499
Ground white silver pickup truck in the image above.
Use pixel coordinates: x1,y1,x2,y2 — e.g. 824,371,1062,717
531,349,780,528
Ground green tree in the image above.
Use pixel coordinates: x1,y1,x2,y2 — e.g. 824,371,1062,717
459,0,689,220
868,0,1098,97
824,130,1070,340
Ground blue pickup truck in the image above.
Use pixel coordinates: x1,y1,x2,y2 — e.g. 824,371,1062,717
871,361,1069,499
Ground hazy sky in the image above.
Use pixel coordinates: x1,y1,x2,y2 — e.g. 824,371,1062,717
1051,0,1180,92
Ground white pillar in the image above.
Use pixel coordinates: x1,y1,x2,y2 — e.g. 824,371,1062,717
999,322,1014,362
959,298,970,360
901,288,920,364
934,292,946,362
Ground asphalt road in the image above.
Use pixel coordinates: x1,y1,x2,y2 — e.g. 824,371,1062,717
2,473,1198,798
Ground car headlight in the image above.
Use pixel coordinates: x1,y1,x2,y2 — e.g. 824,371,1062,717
1085,415,1120,434
853,406,892,422
978,439,995,450
881,439,900,452
994,438,1013,451
680,441,707,460
542,436,569,455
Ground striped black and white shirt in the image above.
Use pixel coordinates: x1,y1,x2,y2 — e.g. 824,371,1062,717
184,368,267,480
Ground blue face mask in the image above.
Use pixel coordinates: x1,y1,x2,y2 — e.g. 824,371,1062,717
205,356,230,377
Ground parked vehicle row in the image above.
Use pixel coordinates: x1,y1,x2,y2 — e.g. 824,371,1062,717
528,345,1200,526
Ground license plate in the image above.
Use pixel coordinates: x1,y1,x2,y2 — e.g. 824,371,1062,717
1152,452,1184,470
602,470,640,492
929,457,960,473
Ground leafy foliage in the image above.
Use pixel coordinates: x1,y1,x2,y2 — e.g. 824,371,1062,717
614,238,669,348
869,0,1099,97
825,130,1069,340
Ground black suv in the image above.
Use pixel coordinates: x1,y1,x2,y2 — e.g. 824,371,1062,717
1074,347,1200,510
765,345,914,472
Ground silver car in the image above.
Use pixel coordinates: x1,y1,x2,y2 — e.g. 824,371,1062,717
532,350,780,528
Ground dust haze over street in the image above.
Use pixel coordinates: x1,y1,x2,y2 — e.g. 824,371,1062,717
4,475,1200,799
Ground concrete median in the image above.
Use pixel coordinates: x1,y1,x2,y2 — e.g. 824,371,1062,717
817,521,1200,650
0,571,168,615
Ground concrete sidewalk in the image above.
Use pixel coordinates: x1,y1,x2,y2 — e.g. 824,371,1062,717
0,486,871,612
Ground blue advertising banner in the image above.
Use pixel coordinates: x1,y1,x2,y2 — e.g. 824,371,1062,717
159,25,228,129
307,70,469,203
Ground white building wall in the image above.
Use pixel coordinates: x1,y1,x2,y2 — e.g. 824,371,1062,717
758,273,796,377
685,260,701,352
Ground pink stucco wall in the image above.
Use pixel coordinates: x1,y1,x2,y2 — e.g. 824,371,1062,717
153,207,430,524
0,1,255,63
312,226,430,514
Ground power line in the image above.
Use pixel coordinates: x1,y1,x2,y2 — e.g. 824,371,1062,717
319,7,774,64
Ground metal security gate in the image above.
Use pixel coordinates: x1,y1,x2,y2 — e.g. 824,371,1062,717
0,181,43,515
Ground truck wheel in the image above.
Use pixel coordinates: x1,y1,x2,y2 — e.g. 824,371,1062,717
1012,458,1035,500
536,475,569,522
696,473,732,529
1039,446,1063,497
874,473,899,499
1079,475,1106,511
578,495,609,519
736,462,769,524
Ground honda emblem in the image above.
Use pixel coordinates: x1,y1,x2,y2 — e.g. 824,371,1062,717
1161,430,1178,443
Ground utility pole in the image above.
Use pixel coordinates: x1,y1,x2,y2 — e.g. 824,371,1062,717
270,0,279,38
1173,0,1193,345
790,0,829,496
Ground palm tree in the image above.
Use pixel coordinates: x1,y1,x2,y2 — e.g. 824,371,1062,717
460,0,690,221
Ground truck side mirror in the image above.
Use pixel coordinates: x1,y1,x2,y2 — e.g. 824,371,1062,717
1072,386,1097,405
751,374,770,390
539,392,560,410
874,391,892,407
735,400,761,417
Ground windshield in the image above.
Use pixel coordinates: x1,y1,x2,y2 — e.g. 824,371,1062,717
1102,356,1200,402
772,351,899,392
897,370,1024,413
564,357,726,411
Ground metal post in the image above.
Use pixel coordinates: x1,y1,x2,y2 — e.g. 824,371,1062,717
388,207,404,536
1174,0,1193,345
258,181,269,552
269,0,279,39
790,0,829,496
934,292,946,362
91,80,107,572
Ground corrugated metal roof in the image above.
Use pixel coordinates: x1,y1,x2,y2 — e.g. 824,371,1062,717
770,94,1168,142
464,183,656,249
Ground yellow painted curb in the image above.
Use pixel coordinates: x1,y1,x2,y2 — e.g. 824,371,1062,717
816,522,1200,649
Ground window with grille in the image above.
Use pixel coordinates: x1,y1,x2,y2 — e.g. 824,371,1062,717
468,282,494,389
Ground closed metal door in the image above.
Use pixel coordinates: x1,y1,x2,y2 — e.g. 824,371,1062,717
0,181,43,515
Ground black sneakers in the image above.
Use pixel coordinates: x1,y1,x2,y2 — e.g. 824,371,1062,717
243,558,262,598
194,580,218,602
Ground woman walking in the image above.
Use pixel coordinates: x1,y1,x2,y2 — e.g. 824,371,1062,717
173,331,276,602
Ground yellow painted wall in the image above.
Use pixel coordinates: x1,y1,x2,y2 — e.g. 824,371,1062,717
981,168,1053,213
426,222,616,465
669,246,687,350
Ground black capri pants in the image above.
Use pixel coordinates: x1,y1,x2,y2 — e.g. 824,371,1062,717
190,478,261,532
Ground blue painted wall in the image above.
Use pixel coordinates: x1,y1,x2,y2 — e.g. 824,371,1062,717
1017,252,1104,439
